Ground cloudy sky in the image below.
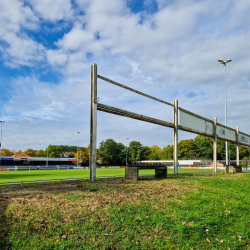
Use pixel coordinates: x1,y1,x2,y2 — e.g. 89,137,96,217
1,0,250,151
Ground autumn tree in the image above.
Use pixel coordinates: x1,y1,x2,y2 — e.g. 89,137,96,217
1,148,14,157
16,150,22,154
117,143,126,165
72,147,86,159
82,144,90,165
128,141,143,164
59,145,78,152
24,148,36,157
141,146,151,160
161,145,173,160
241,156,249,168
194,135,213,159
178,139,198,159
239,145,249,159
45,145,63,158
98,139,123,165
36,149,45,157
149,145,162,160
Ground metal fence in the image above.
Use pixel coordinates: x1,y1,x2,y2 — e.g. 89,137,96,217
90,63,250,181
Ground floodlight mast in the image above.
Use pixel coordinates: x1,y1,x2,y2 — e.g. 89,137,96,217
218,58,232,166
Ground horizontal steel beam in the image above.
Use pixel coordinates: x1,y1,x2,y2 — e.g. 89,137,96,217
97,74,174,107
97,103,174,128
178,125,214,138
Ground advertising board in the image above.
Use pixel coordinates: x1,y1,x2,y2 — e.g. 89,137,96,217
239,132,250,146
179,109,214,136
216,125,236,142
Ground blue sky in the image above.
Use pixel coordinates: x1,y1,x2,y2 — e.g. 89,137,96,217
1,0,250,151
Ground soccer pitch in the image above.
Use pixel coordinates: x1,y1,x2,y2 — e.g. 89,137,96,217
0,168,218,184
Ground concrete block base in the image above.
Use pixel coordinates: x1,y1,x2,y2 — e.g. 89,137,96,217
155,169,167,178
125,166,167,181
125,167,138,181
225,165,242,173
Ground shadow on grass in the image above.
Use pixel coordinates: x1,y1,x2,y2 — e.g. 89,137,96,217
0,194,10,249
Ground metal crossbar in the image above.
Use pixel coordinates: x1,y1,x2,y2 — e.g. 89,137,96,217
97,74,174,107
97,103,174,128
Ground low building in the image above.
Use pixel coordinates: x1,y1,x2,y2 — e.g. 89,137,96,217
0,156,82,169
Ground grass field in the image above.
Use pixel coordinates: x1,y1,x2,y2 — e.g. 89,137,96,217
0,168,218,184
1,172,249,249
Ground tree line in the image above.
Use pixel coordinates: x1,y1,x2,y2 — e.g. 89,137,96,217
0,145,89,162
97,135,250,165
1,135,249,166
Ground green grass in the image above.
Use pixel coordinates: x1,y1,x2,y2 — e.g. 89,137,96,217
1,172,249,249
0,168,217,184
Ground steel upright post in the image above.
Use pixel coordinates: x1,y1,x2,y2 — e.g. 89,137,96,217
236,127,239,166
174,100,178,175
77,132,80,168
90,63,97,181
0,121,5,168
213,117,217,173
46,147,48,167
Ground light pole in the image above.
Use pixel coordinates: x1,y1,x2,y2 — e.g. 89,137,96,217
46,147,48,168
218,58,232,166
126,138,129,166
77,132,80,168
0,121,5,168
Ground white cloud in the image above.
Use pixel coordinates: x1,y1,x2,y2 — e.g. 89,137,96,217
0,32,45,67
46,50,68,66
27,0,74,22
56,23,95,51
0,0,45,67
0,0,38,35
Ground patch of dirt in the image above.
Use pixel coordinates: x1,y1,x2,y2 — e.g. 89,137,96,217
4,179,198,227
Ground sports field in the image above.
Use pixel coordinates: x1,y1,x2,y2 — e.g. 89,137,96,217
0,168,219,184
1,172,250,249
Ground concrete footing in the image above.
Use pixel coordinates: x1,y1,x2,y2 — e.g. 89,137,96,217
125,166,167,181
225,165,242,173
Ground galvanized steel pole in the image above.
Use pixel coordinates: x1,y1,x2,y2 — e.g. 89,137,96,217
224,65,228,166
126,138,129,166
0,121,5,168
213,117,217,173
46,147,48,167
90,64,97,181
236,127,239,166
218,58,232,166
174,100,178,174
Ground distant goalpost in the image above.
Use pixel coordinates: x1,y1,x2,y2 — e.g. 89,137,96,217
89,63,250,181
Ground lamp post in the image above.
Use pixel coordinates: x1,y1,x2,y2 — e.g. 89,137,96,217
77,132,80,168
218,58,232,166
0,121,5,168
46,146,48,168
126,138,129,166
